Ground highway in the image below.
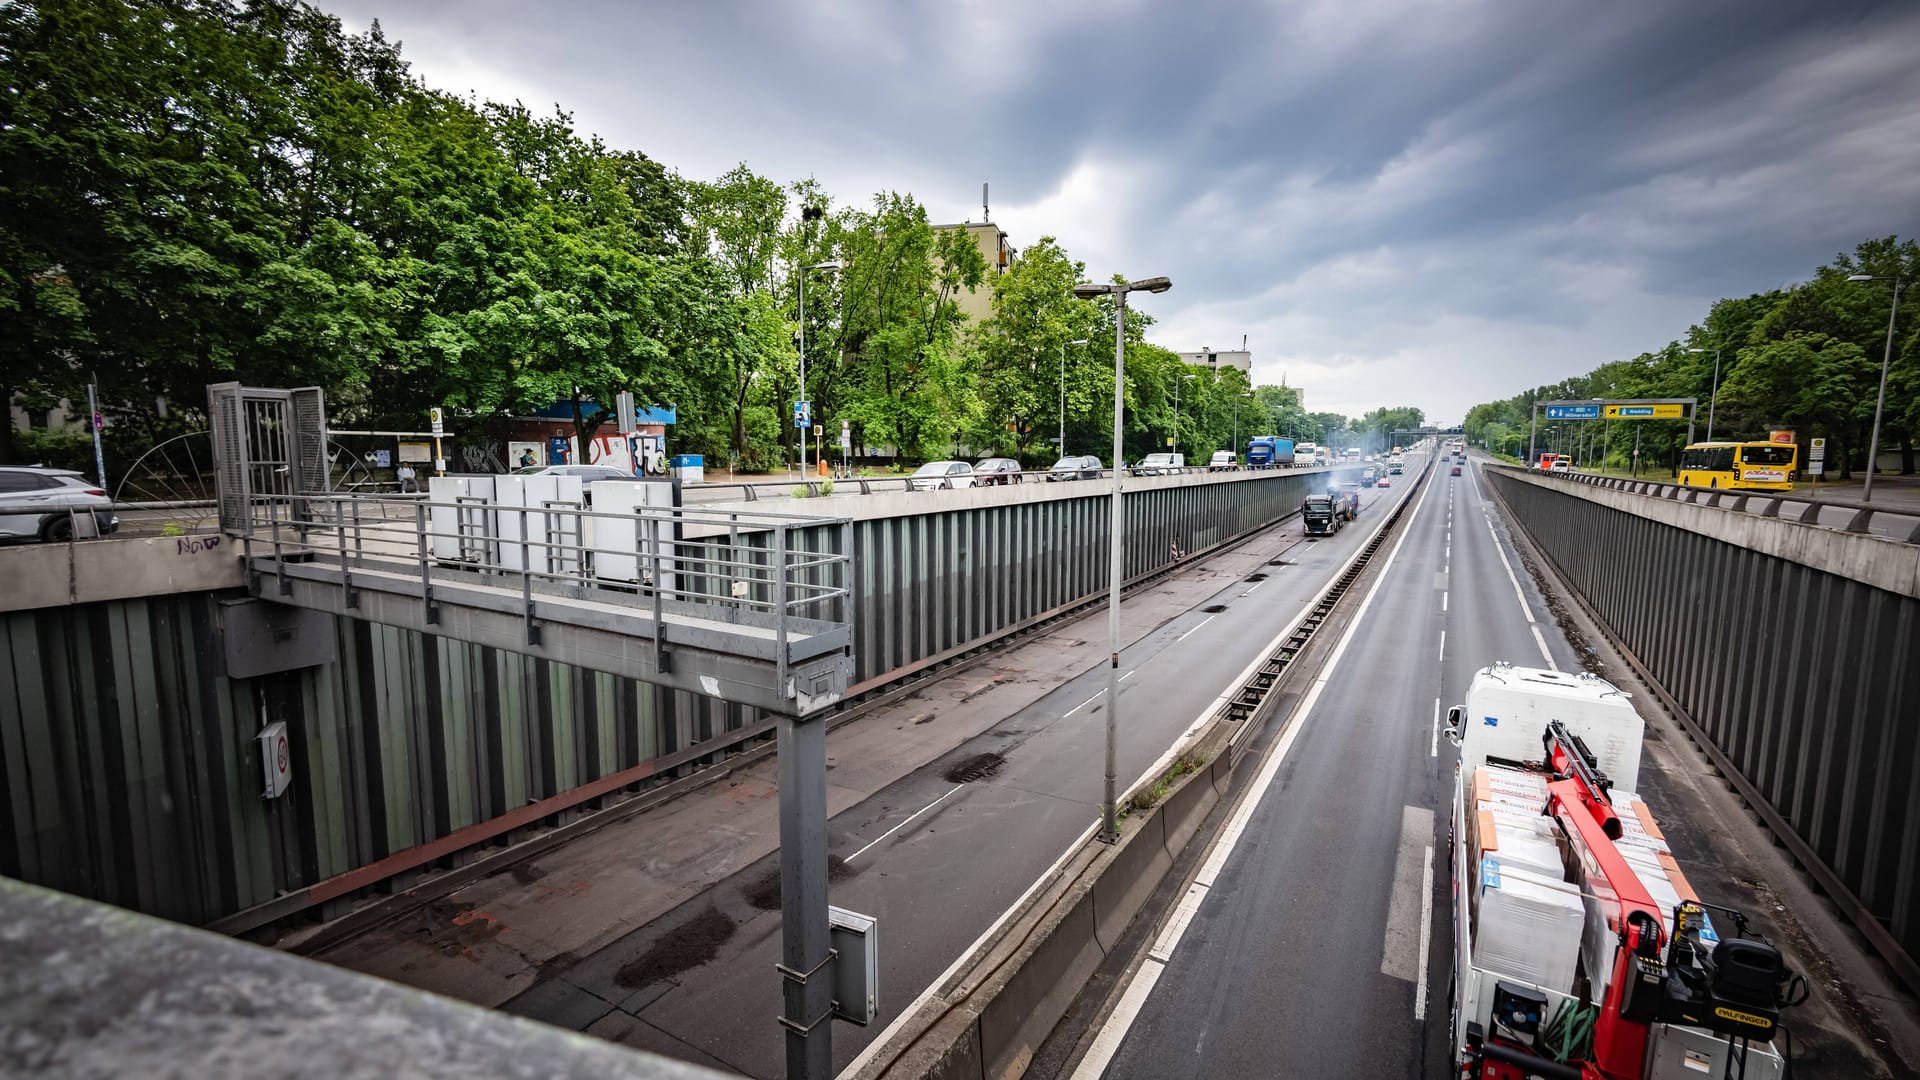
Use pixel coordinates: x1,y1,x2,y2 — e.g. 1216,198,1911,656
471,461,1425,1076
1066,453,1568,1078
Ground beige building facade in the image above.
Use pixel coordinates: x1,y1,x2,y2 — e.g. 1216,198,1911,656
937,221,1013,323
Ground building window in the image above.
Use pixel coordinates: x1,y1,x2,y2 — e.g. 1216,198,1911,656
28,409,50,429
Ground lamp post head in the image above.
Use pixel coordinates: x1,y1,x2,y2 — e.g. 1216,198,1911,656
1069,338,1089,346
809,260,842,272
1846,274,1875,282
1130,276,1172,294
1072,283,1114,299
1182,373,1197,381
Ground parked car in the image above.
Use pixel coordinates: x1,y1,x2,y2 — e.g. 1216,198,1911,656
1046,455,1103,481
908,460,977,490
0,466,118,543
973,457,1023,485
1208,450,1237,471
1133,453,1185,476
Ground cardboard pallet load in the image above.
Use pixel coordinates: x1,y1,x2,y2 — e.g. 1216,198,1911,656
1474,856,1586,996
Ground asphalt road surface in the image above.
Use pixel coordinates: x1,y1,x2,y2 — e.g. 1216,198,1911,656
1080,459,1581,1079
498,465,1423,1077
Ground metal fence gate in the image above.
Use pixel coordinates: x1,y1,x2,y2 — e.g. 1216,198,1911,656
207,382,330,534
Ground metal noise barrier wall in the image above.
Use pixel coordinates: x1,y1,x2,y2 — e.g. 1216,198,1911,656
1,469,1342,930
1485,468,1920,990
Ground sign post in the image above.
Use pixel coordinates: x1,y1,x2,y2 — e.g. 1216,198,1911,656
840,420,851,476
1808,437,1826,482
429,407,445,476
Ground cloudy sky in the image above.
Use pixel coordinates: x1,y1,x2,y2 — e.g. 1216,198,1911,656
325,0,1920,423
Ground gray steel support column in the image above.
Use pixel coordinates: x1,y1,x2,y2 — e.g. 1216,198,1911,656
1863,280,1901,503
777,712,832,1080
1527,402,1538,466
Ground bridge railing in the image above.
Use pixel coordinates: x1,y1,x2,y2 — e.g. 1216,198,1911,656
1515,466,1920,544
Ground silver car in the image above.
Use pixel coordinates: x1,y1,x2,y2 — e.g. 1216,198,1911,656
0,466,118,542
907,461,977,490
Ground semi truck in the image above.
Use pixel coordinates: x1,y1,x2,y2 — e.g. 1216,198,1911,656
1246,435,1296,469
1443,664,1802,1079
1294,442,1321,468
1301,492,1342,536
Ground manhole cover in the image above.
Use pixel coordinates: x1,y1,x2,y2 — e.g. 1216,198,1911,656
944,751,1006,784
1245,573,1268,582
1203,604,1229,613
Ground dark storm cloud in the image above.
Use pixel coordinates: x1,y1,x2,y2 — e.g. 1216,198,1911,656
326,0,1920,418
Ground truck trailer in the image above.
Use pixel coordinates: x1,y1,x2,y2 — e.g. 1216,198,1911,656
1443,664,1803,1080
1246,435,1295,469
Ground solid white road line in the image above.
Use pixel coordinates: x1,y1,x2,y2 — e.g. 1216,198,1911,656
1437,630,1446,664
847,786,962,863
1382,805,1436,983
1531,624,1559,671
1175,614,1217,642
1414,843,1435,1020
1072,466,1442,1080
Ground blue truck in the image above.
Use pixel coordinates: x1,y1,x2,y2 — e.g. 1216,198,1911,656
1246,436,1295,469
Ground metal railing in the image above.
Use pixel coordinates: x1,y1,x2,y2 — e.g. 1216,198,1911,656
0,499,221,543
1517,466,1920,544
680,459,1358,503
242,491,852,687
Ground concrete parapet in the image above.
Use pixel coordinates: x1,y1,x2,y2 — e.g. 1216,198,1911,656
0,534,244,612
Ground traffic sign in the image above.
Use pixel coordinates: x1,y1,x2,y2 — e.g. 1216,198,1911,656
429,407,444,436
840,419,852,451
1603,403,1686,419
1545,405,1600,420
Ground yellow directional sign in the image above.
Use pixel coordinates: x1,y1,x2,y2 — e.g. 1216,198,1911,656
1603,403,1686,420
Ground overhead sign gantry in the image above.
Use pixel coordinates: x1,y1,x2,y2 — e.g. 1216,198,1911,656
1529,398,1698,466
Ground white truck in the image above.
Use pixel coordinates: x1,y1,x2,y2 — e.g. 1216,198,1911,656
1443,664,1802,1080
1292,442,1319,468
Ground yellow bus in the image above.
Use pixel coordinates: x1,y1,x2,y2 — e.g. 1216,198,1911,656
1677,441,1797,491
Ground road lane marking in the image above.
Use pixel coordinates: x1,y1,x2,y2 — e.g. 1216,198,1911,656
1382,806,1437,983
1075,466,1439,1078
1122,669,1137,681
1430,697,1440,757
1064,692,1102,718
1437,630,1446,664
1442,591,1448,612
1415,843,1435,1020
1175,614,1216,642
1240,581,1263,597
1531,624,1559,671
846,786,962,862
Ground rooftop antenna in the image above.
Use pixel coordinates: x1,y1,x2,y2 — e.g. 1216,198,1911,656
982,182,990,223
1242,334,1247,352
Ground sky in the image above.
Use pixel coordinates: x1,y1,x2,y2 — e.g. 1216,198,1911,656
324,0,1920,424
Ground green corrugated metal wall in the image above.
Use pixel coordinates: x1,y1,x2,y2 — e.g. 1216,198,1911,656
0,594,725,927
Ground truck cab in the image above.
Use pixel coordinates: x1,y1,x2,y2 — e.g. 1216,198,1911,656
1302,493,1342,536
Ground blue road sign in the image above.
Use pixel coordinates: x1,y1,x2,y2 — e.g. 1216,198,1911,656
1545,405,1600,420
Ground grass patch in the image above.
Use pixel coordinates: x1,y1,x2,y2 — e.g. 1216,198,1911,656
1119,752,1207,822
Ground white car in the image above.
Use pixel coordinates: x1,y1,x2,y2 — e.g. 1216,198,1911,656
1134,453,1186,476
1208,450,1237,471
908,460,977,490
0,466,118,542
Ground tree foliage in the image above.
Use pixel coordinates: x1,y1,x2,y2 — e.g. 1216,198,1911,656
1463,237,1918,478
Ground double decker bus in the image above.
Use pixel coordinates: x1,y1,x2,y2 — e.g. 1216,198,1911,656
1677,440,1797,491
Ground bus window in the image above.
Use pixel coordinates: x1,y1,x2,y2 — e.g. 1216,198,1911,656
1741,445,1794,466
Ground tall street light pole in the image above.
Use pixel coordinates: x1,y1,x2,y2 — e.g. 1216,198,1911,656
1174,373,1196,456
1846,274,1904,502
1061,338,1088,453
1234,391,1252,456
1686,346,1724,441
796,260,841,477
1073,275,1171,843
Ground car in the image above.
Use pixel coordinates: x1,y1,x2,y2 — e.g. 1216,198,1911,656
1208,450,1237,471
1549,459,1572,473
1133,452,1185,476
0,466,118,543
1451,464,1462,476
1377,477,1391,488
1046,455,1103,481
973,457,1023,485
908,460,977,490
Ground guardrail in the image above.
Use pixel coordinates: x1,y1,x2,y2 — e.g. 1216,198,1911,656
1519,467,1920,544
0,498,219,542
683,460,1356,502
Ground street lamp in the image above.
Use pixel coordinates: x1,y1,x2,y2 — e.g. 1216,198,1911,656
1173,373,1197,456
1685,346,1724,441
1071,274,1170,843
1234,391,1253,456
1061,338,1088,453
1845,273,1906,502
797,260,842,477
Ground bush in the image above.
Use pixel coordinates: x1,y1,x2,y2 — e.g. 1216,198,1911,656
12,427,93,472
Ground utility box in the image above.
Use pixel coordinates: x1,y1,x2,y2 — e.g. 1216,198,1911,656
670,454,704,484
259,721,293,799
828,906,878,1025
